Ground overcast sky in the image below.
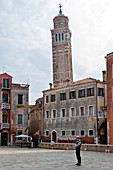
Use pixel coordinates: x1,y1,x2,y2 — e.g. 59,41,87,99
0,0,113,104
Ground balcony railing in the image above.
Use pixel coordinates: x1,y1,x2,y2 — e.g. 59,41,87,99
1,123,9,129
1,103,10,110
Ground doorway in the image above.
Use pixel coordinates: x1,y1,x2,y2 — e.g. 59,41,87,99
1,133,8,146
52,131,57,143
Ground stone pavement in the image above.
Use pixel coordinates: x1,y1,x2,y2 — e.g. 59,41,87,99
0,147,113,170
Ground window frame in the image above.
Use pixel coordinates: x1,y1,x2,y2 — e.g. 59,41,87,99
45,110,50,119
78,89,85,98
18,114,23,125
61,130,66,136
88,105,94,116
2,78,9,88
52,109,57,119
60,92,66,101
87,88,94,97
45,130,49,136
61,108,66,118
70,130,76,136
51,94,56,103
69,90,76,100
88,129,94,137
80,129,85,137
79,106,85,116
18,94,23,105
70,107,76,117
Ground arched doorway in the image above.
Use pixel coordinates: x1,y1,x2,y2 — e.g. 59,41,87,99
98,121,107,144
51,131,57,143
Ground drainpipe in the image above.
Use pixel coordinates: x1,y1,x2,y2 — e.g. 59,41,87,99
96,81,98,144
43,93,45,142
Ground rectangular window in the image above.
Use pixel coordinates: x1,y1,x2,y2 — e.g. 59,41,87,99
18,95,23,105
78,89,85,98
2,78,9,88
61,131,66,136
2,115,8,123
2,93,8,103
80,130,85,137
87,88,94,97
39,112,41,120
45,96,49,103
88,130,94,137
51,94,56,102
45,130,49,136
52,109,56,118
80,107,85,116
18,114,22,124
98,88,104,97
71,130,75,136
60,92,66,101
17,130,22,140
45,111,50,119
89,106,94,116
70,107,76,117
69,91,76,99
61,109,66,118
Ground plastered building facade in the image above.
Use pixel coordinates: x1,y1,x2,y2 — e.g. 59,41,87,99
0,73,29,145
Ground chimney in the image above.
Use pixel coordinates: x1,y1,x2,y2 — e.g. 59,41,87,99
102,70,107,82
49,83,52,89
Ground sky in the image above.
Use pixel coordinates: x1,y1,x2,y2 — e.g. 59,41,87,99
0,0,113,105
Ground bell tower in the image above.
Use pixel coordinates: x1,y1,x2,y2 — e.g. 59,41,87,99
51,4,73,87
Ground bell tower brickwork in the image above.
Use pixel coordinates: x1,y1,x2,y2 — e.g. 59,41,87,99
51,6,73,87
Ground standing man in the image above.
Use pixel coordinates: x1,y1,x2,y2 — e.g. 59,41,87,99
75,136,81,166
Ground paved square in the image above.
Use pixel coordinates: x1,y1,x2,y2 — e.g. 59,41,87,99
0,147,113,170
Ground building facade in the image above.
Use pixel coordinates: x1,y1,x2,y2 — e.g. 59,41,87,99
43,78,107,144
29,98,43,145
0,73,29,145
105,52,113,145
51,5,73,87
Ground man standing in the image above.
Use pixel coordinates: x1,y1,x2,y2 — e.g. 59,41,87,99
75,136,81,166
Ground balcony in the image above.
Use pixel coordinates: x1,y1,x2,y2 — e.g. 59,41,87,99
1,103,10,110
1,123,9,129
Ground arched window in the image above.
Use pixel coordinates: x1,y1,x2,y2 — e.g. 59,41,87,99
59,33,61,41
62,33,64,41
55,34,58,42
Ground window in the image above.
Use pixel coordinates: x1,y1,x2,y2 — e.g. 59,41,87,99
80,106,85,116
62,33,64,41
52,109,56,118
17,130,22,140
69,91,76,99
2,115,8,123
18,114,22,124
59,33,61,41
98,88,104,97
61,108,66,118
80,130,85,137
45,130,49,136
88,130,94,137
2,93,8,103
45,96,49,103
89,106,94,116
78,89,85,98
60,92,66,101
87,88,94,97
2,78,9,88
39,112,41,120
45,111,50,119
70,107,76,117
71,130,75,136
51,94,56,102
18,95,23,105
61,131,66,136
55,34,58,42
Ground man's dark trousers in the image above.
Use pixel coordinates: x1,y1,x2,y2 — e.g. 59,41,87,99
76,147,81,164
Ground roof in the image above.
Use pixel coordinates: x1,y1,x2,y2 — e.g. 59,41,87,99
43,77,102,93
105,52,113,58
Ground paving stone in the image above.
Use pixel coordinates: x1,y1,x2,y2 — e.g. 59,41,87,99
0,147,113,170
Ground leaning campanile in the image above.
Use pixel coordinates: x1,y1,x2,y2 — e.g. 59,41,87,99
51,4,73,87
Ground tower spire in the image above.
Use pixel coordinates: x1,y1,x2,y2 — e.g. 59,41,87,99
58,3,63,16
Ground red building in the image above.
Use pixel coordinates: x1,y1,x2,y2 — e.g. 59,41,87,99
0,73,29,146
105,52,113,145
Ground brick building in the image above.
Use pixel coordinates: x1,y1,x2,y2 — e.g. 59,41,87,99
29,98,43,145
0,73,29,146
105,52,113,145
51,4,73,87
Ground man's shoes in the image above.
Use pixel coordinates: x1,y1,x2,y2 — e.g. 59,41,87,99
75,163,81,166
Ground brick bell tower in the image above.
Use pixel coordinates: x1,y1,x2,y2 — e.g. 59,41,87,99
51,4,73,87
